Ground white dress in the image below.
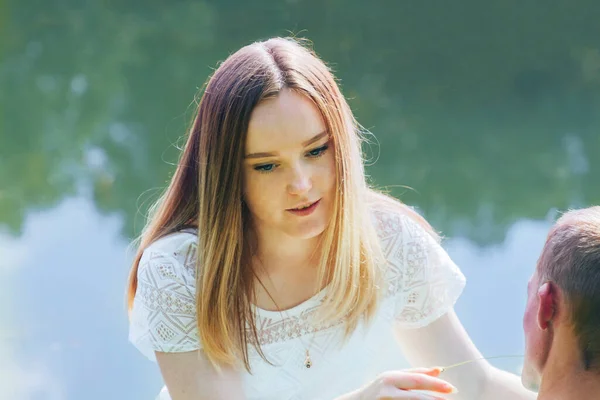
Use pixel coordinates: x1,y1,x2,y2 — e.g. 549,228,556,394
129,208,466,400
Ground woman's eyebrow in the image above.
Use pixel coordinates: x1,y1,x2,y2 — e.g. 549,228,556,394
244,130,328,159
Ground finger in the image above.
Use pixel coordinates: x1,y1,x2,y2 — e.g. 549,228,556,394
402,367,444,377
382,372,458,394
393,390,449,400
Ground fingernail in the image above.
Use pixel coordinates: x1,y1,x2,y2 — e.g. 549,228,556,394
444,384,459,394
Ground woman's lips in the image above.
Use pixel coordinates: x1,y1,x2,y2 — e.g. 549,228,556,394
287,199,321,216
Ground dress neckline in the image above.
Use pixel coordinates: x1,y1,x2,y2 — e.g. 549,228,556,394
251,284,330,318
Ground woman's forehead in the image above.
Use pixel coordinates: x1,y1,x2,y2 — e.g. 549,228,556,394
245,90,326,154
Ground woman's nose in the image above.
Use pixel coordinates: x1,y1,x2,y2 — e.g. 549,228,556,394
287,163,312,195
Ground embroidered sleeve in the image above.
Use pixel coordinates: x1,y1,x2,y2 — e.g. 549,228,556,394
128,243,200,362
376,210,466,329
394,214,466,328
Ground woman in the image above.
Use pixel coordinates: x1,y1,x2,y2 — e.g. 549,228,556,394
127,37,535,400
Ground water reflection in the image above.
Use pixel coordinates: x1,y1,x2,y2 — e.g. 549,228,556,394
0,198,161,399
1,1,599,241
0,197,553,399
447,217,552,373
2,1,600,399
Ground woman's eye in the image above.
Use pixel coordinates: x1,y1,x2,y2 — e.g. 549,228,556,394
252,145,328,172
254,163,275,172
307,144,329,157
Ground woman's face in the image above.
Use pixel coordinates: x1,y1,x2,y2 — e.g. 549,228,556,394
243,88,336,240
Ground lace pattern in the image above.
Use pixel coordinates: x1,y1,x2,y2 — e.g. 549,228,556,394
372,209,466,327
129,208,466,361
249,305,345,347
129,234,201,361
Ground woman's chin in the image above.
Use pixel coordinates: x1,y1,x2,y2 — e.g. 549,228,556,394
285,222,328,240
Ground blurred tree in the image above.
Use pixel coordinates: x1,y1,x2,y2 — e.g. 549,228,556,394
0,0,599,244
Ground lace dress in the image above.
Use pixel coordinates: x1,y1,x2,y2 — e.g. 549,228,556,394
129,209,466,400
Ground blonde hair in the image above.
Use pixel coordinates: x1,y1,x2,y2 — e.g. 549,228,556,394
127,37,432,371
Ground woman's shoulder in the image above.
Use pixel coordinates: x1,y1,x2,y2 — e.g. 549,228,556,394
138,228,199,282
143,227,198,254
367,190,439,242
366,192,466,328
130,228,201,360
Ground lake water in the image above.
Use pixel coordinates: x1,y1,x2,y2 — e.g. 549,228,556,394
1,2,599,399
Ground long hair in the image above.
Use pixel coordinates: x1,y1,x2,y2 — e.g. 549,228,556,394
127,37,429,371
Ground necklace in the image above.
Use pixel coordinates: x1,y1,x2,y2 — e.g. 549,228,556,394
253,257,318,369
274,296,317,369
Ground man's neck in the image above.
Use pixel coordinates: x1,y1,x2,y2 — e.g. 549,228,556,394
538,358,600,400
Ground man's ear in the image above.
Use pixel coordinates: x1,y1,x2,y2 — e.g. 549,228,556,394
537,282,556,330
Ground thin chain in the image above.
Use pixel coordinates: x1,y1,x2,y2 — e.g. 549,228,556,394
253,256,319,368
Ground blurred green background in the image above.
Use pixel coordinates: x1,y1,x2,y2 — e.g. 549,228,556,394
1,1,598,399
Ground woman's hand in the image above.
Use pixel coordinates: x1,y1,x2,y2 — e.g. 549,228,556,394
337,367,458,400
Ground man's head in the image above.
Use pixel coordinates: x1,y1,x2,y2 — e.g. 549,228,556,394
522,206,600,390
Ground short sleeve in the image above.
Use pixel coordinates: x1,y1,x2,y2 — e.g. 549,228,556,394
378,211,466,329
128,234,201,362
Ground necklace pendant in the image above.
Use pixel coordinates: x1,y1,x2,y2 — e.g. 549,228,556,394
304,351,312,368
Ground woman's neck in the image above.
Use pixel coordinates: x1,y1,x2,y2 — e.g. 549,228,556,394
249,226,326,311
251,227,322,273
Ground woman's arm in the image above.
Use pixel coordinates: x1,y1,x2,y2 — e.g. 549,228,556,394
479,367,534,400
394,310,536,400
156,350,246,400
